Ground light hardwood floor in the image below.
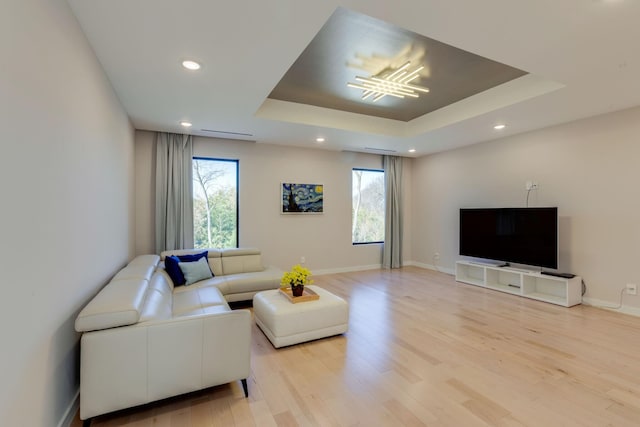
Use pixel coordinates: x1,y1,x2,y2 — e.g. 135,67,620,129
73,267,640,426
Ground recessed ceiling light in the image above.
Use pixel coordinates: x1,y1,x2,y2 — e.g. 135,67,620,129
316,137,325,143
408,149,416,153
493,124,506,130
180,121,192,127
181,60,201,71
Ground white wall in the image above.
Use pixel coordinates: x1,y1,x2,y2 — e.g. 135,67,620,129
0,0,135,425
412,106,640,312
135,131,414,272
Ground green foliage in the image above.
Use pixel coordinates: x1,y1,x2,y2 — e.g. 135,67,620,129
193,159,238,249
193,187,237,248
352,171,385,243
353,208,384,243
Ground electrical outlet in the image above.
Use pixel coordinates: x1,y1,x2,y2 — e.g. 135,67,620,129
626,283,637,295
300,256,306,264
526,181,539,190
433,252,440,260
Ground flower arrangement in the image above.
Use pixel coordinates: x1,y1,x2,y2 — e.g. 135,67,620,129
281,264,313,296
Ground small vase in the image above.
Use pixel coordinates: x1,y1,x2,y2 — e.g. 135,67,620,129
291,284,304,297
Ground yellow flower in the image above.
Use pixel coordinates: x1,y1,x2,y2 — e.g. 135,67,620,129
280,264,314,287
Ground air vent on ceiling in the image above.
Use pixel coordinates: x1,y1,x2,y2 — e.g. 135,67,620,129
363,147,397,153
201,129,254,137
200,129,255,142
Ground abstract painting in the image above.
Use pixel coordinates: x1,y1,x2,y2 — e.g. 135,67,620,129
281,183,324,214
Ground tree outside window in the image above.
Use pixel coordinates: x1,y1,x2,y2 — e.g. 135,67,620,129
192,158,238,249
352,169,384,244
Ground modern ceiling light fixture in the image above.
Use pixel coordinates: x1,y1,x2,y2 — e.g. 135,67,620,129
179,120,193,127
347,61,429,102
493,124,506,130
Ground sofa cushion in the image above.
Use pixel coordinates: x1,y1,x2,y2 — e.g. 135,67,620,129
220,248,263,275
138,287,173,323
138,272,174,323
112,264,156,282
152,269,175,293
179,257,213,285
172,286,228,316
127,254,160,267
171,275,227,293
75,279,149,332
221,268,283,295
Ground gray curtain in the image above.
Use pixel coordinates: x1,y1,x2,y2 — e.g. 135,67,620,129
382,155,403,269
155,132,194,253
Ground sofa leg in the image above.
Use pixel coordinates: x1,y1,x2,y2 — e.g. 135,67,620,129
241,378,248,398
83,418,92,427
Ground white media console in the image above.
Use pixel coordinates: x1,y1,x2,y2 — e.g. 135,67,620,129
455,261,582,307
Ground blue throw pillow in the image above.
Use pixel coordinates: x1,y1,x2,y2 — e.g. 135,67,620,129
164,255,185,286
164,251,210,286
177,251,208,264
179,257,213,286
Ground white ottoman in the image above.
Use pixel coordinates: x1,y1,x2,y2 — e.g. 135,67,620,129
253,285,349,348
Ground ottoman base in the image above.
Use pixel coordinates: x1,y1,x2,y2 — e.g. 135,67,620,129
253,286,349,348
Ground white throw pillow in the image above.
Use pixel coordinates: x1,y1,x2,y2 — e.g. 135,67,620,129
178,257,213,285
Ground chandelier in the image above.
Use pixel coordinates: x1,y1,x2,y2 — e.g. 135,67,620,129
347,61,429,102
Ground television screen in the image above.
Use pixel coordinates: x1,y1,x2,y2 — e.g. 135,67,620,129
459,207,558,269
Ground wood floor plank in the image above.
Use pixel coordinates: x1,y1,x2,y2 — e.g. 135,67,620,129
271,411,298,427
75,267,640,426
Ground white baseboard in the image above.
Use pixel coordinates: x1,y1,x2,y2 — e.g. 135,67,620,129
406,261,455,276
582,297,640,317
57,389,79,427
314,264,381,275
313,262,456,276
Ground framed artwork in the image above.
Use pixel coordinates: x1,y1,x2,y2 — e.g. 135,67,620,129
281,183,323,214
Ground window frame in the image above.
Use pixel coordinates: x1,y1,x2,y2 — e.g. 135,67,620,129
192,156,239,248
351,167,385,245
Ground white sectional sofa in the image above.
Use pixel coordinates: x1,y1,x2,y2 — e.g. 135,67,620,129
75,248,281,423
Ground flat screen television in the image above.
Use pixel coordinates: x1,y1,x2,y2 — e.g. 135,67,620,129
459,207,558,269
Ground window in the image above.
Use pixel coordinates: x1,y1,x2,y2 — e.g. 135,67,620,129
192,158,238,248
352,168,384,244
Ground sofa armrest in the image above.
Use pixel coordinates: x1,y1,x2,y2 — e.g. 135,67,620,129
79,309,251,420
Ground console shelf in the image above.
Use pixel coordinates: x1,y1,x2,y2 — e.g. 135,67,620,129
455,261,582,307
